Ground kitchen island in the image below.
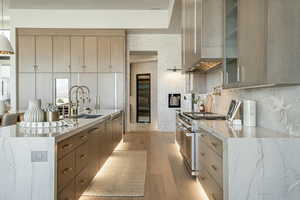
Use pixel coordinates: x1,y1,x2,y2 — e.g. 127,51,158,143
192,120,300,200
0,109,123,200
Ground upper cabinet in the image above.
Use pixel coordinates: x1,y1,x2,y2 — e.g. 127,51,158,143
98,37,125,73
182,0,224,71
18,35,53,73
53,36,71,73
17,30,125,74
224,0,300,88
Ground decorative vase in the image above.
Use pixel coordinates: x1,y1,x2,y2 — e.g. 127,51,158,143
24,99,45,122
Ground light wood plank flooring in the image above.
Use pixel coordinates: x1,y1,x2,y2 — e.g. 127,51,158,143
80,131,203,200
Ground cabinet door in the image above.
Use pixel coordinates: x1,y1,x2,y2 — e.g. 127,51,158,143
84,37,98,72
36,73,53,105
71,36,84,73
267,0,300,83
98,73,116,109
116,73,124,109
202,0,223,58
239,0,267,84
18,35,35,73
53,36,71,73
181,0,188,69
110,37,125,73
36,36,53,72
18,73,35,110
98,37,111,72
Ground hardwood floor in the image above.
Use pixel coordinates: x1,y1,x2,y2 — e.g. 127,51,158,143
80,131,203,200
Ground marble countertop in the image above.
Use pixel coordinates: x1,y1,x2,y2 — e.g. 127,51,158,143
0,109,122,142
193,120,298,141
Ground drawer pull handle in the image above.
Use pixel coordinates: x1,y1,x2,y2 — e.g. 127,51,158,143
200,153,205,157
211,142,218,147
199,176,205,181
80,179,86,185
212,193,217,200
62,144,73,149
211,165,217,171
80,154,87,159
64,198,70,200
63,167,73,174
80,135,88,140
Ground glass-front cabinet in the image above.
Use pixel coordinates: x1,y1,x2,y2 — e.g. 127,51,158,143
224,0,239,87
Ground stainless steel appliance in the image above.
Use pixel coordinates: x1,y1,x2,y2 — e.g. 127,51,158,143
181,93,195,113
176,111,226,176
176,112,199,176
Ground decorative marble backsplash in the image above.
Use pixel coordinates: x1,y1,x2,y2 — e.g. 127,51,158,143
206,70,300,136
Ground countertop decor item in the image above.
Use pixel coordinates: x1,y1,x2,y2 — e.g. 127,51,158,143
243,100,256,127
24,99,45,122
43,103,60,122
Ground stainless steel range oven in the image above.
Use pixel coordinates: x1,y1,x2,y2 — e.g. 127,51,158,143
176,112,199,176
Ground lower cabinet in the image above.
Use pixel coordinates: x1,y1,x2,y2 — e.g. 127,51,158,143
57,113,123,200
198,131,223,200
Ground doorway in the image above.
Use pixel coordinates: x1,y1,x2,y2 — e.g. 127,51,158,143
128,51,158,132
136,74,151,123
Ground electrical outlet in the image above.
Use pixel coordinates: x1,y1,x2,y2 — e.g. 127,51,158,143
31,151,48,162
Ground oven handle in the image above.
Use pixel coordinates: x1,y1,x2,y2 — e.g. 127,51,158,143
185,133,194,137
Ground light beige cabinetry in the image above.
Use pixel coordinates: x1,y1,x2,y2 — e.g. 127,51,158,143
98,37,125,73
224,0,300,88
18,35,53,73
17,29,125,110
53,36,71,73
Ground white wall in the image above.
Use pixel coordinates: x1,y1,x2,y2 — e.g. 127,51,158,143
127,34,185,132
130,61,158,131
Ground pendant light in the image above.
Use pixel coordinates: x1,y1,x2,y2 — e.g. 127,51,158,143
0,0,13,55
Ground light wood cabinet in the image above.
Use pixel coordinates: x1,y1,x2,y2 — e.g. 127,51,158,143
202,0,223,58
18,35,36,72
71,36,84,73
56,112,123,200
98,37,125,73
36,36,53,72
239,0,267,84
84,37,98,72
224,0,300,88
53,36,71,73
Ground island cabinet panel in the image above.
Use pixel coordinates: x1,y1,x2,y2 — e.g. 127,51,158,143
57,113,123,200
53,36,71,73
18,35,36,72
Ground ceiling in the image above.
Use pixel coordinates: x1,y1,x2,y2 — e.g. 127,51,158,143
9,0,170,10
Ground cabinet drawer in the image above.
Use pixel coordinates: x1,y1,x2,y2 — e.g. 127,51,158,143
199,141,223,188
58,137,77,160
76,167,90,199
58,179,76,200
75,141,89,175
75,131,89,146
199,169,223,200
200,131,223,157
58,152,76,191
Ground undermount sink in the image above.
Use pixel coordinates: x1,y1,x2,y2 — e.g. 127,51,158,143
72,114,103,119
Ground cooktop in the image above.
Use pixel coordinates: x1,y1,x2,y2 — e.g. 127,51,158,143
183,112,227,120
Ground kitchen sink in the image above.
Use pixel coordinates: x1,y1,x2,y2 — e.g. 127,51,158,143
72,114,103,119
